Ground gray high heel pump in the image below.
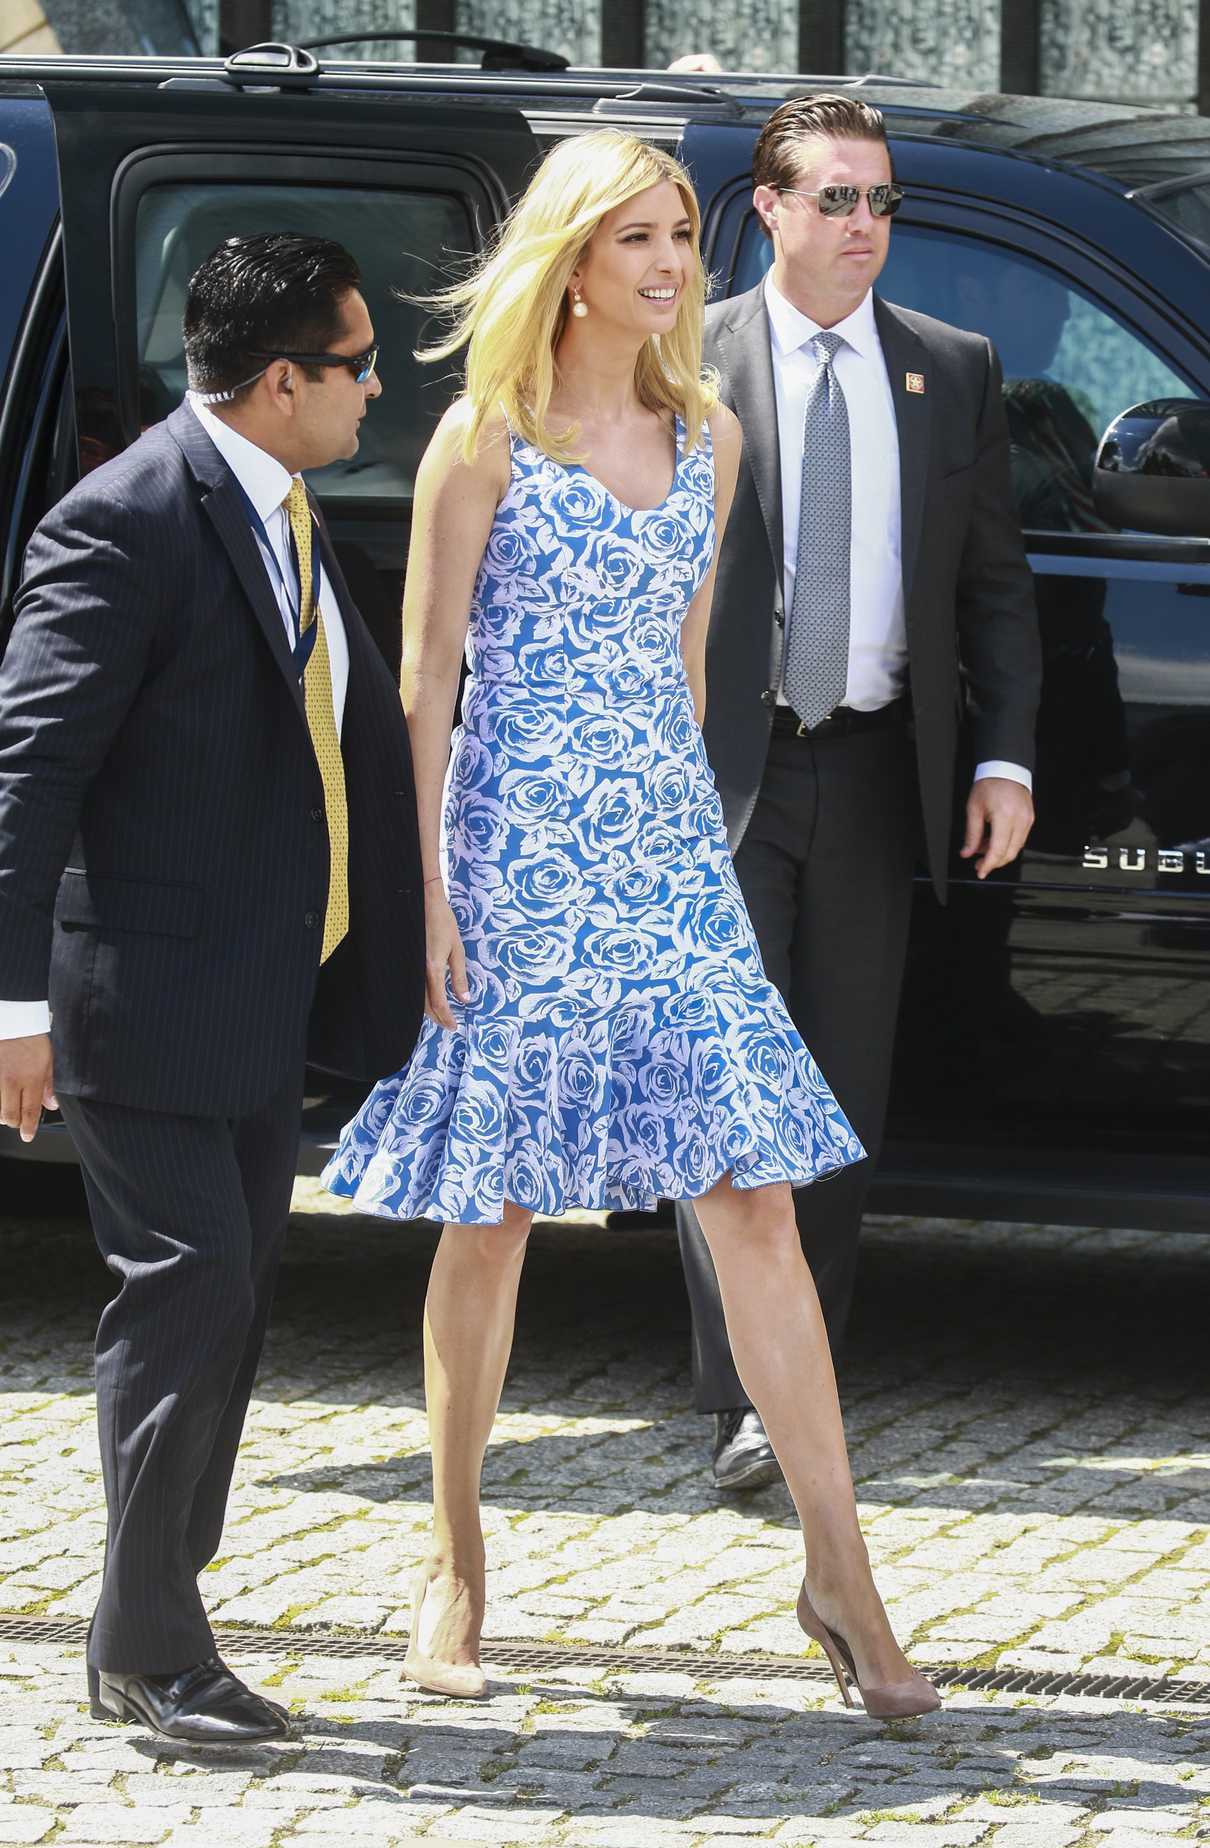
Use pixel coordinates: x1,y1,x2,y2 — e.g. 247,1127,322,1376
797,1582,941,1719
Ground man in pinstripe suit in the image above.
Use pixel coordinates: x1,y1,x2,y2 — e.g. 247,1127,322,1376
0,236,424,1742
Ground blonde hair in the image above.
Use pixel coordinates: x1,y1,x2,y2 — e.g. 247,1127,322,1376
417,129,717,462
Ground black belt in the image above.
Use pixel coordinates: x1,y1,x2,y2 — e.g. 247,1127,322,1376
769,696,909,741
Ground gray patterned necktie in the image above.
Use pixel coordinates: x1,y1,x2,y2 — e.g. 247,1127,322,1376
783,331,851,730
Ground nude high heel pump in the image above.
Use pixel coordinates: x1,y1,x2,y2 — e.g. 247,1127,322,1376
402,1568,488,1700
797,1582,941,1719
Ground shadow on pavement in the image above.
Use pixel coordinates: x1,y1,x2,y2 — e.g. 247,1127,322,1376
101,1685,1202,1830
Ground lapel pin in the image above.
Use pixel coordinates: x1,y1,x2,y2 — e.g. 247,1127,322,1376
906,371,925,394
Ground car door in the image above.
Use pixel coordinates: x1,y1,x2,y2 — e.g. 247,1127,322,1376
41,75,539,677
868,206,1210,1212
696,133,1210,1222
0,92,68,637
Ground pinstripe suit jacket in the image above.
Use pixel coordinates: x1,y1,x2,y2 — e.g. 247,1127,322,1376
0,403,424,1115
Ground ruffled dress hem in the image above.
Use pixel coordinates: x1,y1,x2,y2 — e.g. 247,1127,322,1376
322,1152,856,1228
320,978,866,1228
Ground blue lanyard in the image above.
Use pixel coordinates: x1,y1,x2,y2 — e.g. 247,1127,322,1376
233,478,320,677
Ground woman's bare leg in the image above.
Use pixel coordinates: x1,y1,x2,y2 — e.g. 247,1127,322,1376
412,1202,533,1671
691,1172,914,1689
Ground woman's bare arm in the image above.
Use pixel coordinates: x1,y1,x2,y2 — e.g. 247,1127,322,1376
680,402,741,725
400,399,509,1025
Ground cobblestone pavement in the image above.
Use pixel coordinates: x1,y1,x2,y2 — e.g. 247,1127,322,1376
0,1168,1208,1846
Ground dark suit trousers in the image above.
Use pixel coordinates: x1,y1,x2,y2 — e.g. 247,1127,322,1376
676,720,921,1413
60,1064,303,1674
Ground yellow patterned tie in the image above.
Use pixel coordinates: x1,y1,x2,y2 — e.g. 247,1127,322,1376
285,479,349,963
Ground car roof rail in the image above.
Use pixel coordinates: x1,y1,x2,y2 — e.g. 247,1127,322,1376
221,42,320,88
763,70,947,90
592,81,745,119
297,30,569,72
844,70,945,88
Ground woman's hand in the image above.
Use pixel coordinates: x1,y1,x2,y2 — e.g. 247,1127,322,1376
424,883,471,1029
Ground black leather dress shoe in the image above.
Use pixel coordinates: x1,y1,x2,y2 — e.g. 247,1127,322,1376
208,1657,289,1725
712,1407,783,1491
88,1655,288,1726
90,1660,289,1744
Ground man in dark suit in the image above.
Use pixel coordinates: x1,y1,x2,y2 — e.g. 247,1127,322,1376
0,235,424,1739
677,96,1042,1490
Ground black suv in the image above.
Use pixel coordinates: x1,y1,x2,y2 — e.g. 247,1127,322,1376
2,42,1209,1229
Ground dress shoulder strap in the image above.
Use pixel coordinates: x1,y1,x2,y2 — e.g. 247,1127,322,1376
494,402,540,498
677,409,712,456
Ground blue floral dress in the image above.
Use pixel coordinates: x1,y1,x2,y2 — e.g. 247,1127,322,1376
322,415,865,1224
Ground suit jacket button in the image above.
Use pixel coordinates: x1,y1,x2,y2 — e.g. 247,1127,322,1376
774,607,785,627
304,910,320,929
760,688,777,708
309,806,324,822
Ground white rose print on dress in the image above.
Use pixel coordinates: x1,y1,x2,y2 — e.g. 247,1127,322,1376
323,419,865,1222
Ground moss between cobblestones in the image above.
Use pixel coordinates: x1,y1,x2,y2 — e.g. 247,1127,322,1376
251,1746,305,1783
1103,1626,1175,1668
256,1659,299,1688
20,1814,66,1844
260,1545,346,1580
6,1592,55,1616
877,1717,935,1743
947,1522,1210,1672
271,1603,323,1628
317,1678,370,1703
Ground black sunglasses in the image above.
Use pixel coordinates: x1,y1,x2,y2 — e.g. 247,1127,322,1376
778,184,905,219
250,344,379,383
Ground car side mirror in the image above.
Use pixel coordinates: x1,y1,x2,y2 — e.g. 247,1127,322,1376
1094,398,1210,538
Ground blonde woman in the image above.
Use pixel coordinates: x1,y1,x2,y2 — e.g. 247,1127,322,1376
324,131,939,1721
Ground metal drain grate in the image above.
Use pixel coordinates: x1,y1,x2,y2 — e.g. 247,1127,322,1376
1,1614,1206,1706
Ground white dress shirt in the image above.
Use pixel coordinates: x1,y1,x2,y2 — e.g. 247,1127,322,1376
187,395,349,736
764,273,1030,792
0,399,348,1041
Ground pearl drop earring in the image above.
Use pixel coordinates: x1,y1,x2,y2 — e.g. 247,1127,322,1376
571,287,588,319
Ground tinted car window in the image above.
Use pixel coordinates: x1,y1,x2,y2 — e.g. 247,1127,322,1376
1141,176,1210,256
733,220,1192,535
134,181,471,502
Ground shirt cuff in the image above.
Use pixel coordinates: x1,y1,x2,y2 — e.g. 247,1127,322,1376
974,760,1032,792
0,1001,52,1040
